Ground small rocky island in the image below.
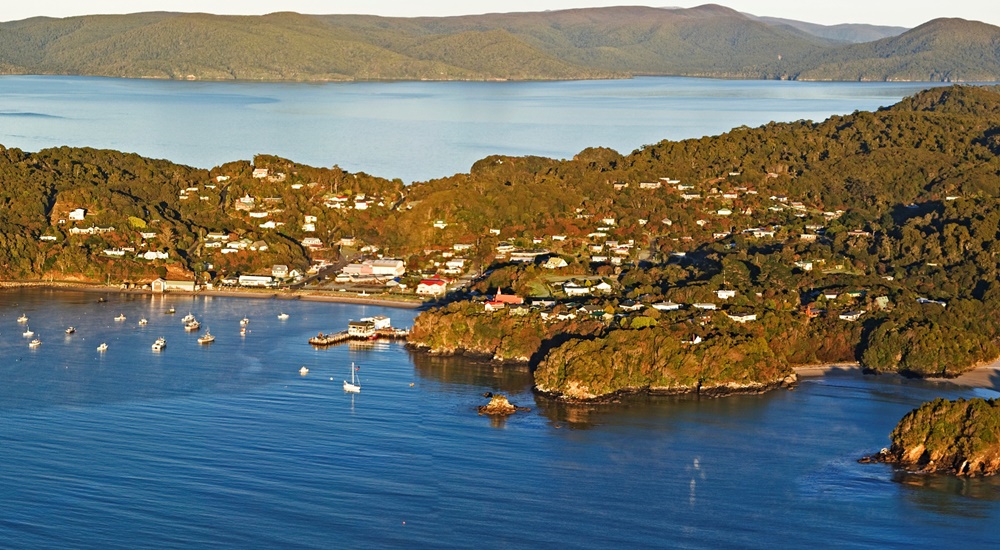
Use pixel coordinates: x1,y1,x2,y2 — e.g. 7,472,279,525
861,398,1000,477
478,394,530,416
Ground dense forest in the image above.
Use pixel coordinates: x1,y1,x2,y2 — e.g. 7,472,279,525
0,7,998,82
4,85,1000,399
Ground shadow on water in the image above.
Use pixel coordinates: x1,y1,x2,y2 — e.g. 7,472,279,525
893,471,1000,514
407,350,533,394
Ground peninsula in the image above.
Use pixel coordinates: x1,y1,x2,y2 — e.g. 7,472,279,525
4,85,1000,401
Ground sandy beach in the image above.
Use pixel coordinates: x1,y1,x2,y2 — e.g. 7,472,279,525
794,362,1000,392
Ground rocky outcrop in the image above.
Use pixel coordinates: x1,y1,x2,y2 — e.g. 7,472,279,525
477,394,530,416
861,398,1000,476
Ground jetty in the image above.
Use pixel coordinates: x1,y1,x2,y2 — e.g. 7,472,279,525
308,315,409,347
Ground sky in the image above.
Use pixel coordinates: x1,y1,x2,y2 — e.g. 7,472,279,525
1,1,998,28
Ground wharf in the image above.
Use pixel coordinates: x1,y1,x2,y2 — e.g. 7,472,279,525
308,327,410,347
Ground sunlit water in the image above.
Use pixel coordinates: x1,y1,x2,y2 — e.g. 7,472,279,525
0,76,943,182
1,289,999,548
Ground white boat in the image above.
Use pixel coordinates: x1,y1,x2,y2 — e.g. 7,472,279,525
277,312,289,320
166,307,175,314
181,313,195,323
240,317,250,326
65,326,76,334
343,362,361,393
152,337,166,351
138,318,148,326
97,342,108,352
299,366,309,375
17,314,28,323
114,313,126,321
240,326,247,337
23,327,34,337
28,338,41,348
184,319,201,331
197,330,215,344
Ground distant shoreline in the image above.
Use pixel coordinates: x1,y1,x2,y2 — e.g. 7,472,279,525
0,280,424,309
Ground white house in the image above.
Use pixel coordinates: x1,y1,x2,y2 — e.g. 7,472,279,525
716,289,737,300
563,282,591,297
416,279,448,297
68,208,86,221
727,312,757,323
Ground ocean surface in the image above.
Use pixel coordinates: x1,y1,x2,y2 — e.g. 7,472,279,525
1,289,999,548
0,76,944,182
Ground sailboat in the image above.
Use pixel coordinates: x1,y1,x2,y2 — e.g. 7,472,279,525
17,314,28,323
23,327,34,337
343,362,361,393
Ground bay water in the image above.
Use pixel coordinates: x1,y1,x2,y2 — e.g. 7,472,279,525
1,289,998,548
0,76,997,547
0,76,941,183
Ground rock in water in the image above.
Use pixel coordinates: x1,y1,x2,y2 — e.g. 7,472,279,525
861,397,1000,476
477,394,529,416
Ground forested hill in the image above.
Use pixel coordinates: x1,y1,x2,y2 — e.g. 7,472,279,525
0,6,997,82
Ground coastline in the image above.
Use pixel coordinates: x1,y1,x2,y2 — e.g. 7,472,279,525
0,281,424,309
793,362,1000,392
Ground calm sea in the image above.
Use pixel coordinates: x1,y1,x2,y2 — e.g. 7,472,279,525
0,289,998,548
0,76,942,182
1,77,997,547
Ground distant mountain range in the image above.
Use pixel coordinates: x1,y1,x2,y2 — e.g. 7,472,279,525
0,4,997,82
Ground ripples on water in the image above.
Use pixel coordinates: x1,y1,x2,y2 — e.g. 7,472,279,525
1,289,999,548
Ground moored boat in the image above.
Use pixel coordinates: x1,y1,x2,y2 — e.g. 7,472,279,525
299,366,309,375
184,319,201,331
29,338,41,348
65,326,76,334
181,313,195,323
97,342,108,352
277,312,289,320
17,314,28,323
240,317,249,326
139,318,148,326
343,362,361,393
114,313,126,321
197,330,215,344
23,327,34,337
152,337,166,351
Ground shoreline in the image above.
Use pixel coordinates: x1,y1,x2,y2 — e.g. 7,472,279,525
0,280,424,309
793,362,1000,391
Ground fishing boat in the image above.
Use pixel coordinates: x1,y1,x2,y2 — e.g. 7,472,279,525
184,319,201,331
343,362,361,393
299,366,309,375
97,342,108,352
166,307,175,314
277,312,289,320
114,313,126,322
197,330,215,344
181,313,195,323
17,314,28,323
240,317,249,326
23,327,34,337
29,338,41,348
65,326,76,334
152,337,166,351
138,318,148,326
